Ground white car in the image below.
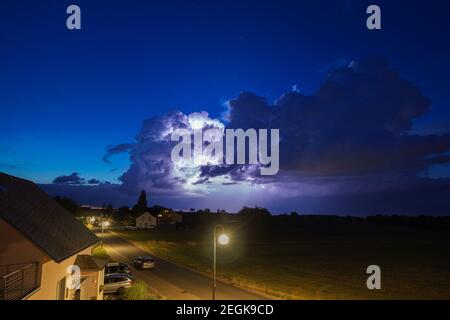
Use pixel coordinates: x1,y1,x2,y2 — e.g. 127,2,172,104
103,274,133,294
105,262,132,276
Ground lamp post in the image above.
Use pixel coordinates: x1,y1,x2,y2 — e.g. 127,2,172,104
213,224,229,300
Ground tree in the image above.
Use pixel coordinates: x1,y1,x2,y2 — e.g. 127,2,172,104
149,205,168,216
105,203,114,216
117,206,130,218
238,206,271,217
115,206,133,225
132,190,148,214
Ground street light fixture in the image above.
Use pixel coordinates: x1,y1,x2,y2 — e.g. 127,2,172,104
213,224,229,300
218,233,230,245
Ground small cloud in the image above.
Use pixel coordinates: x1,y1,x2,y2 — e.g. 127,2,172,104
52,172,85,185
292,84,300,93
103,143,134,163
87,178,101,185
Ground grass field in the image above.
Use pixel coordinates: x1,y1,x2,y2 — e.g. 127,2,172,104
114,219,450,299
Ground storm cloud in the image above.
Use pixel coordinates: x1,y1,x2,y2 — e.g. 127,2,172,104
107,60,450,194
50,59,450,214
104,111,225,196
224,59,450,177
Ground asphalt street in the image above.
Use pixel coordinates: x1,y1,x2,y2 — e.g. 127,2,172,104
99,232,268,300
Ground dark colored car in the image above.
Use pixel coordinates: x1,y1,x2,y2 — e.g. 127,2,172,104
105,262,132,276
133,256,155,269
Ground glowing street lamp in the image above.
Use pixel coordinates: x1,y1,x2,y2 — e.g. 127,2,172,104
213,224,229,300
218,233,230,245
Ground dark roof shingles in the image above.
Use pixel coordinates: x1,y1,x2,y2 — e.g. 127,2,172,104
0,172,99,262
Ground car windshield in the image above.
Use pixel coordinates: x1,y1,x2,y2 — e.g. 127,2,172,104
143,257,153,262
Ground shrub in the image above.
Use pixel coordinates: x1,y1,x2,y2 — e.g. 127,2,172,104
122,281,156,300
92,246,110,260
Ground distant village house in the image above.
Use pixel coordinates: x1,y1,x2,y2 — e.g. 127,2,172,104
136,212,158,229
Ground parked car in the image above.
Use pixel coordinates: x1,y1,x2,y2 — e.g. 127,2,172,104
133,256,155,269
105,262,131,276
103,274,133,294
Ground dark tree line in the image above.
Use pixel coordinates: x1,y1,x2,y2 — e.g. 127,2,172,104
54,192,450,232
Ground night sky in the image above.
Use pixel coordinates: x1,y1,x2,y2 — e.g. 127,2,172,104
1,0,450,214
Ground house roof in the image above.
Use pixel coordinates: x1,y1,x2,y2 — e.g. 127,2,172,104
137,212,156,218
75,254,108,271
0,172,100,263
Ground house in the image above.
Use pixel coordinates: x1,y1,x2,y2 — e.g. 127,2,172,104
157,209,183,224
0,172,106,300
136,212,157,229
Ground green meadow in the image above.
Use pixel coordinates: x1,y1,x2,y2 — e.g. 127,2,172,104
114,217,450,299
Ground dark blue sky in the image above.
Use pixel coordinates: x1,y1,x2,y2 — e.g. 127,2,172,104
1,1,450,213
